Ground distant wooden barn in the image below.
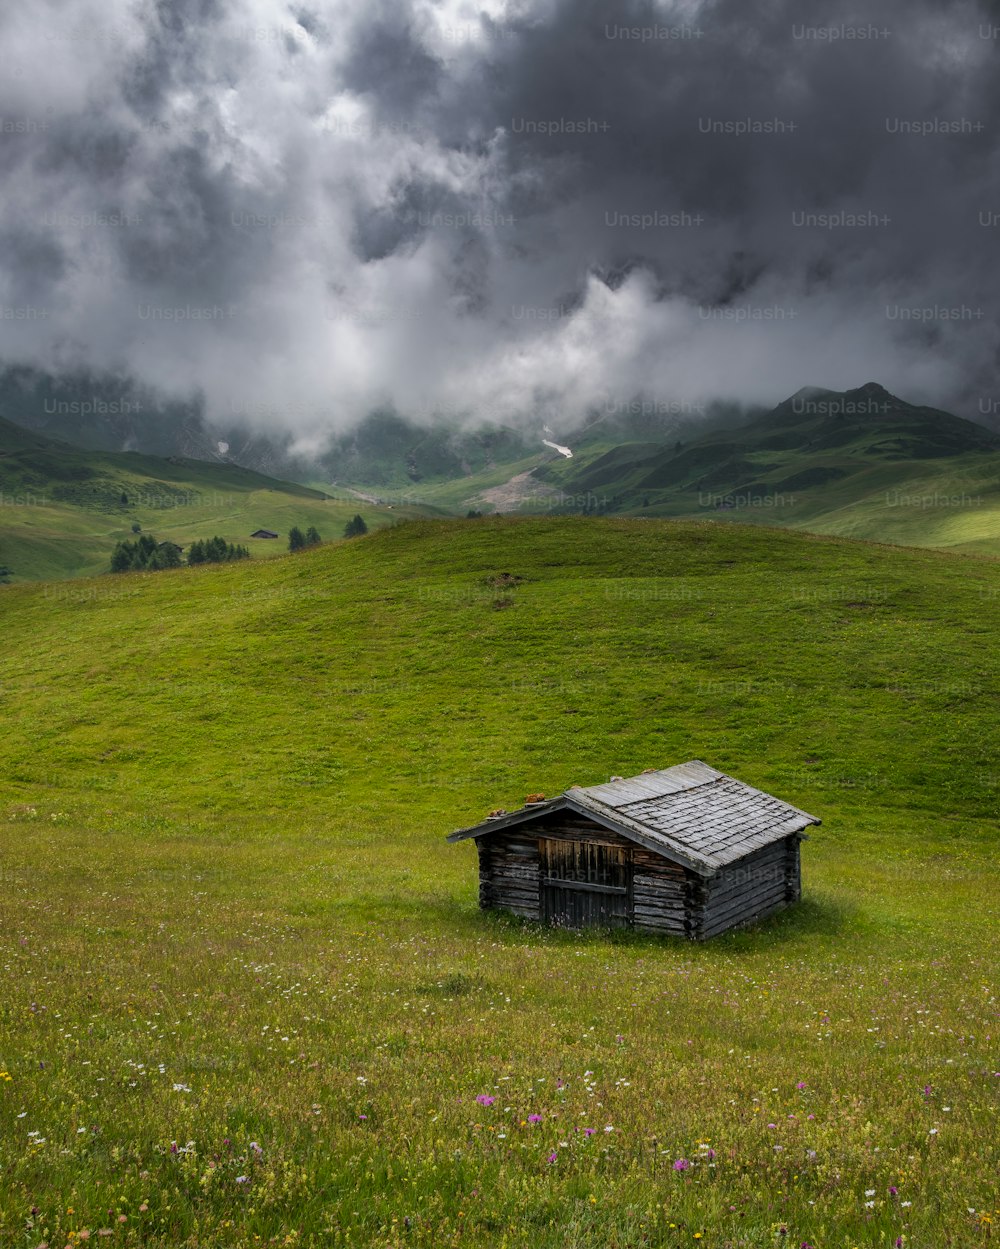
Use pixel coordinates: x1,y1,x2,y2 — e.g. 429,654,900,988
250,529,279,539
448,762,819,940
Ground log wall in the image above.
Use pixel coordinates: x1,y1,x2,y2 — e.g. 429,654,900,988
630,845,688,936
474,815,802,940
477,832,541,919
697,836,800,939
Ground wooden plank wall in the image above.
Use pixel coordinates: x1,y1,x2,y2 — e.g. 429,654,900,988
478,833,541,919
476,814,802,940
785,835,802,904
698,837,797,939
631,846,688,936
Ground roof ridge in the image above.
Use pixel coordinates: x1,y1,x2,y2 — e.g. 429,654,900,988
447,762,821,870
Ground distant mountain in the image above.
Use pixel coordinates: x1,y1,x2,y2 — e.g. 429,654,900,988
738,382,999,458
377,384,1000,558
5,366,1000,559
0,365,220,460
0,364,547,487
0,362,770,491
0,413,328,507
541,383,1000,498
314,412,539,488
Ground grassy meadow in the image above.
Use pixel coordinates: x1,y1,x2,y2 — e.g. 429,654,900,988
0,517,998,1248
0,418,427,582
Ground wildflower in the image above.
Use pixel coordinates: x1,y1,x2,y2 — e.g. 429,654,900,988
583,1127,596,1137
889,1186,898,1196
865,1189,876,1197
475,1095,495,1107
235,1176,248,1184
796,1081,806,1089
673,1158,691,1171
547,1152,558,1163
603,1125,614,1133
528,1114,542,1124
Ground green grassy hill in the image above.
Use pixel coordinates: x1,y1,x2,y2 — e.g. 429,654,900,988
0,517,998,1246
0,416,427,581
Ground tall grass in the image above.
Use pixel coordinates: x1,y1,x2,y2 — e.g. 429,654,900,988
1,517,997,1246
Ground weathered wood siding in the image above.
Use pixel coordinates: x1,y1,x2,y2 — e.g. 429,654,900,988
631,845,688,937
697,836,800,939
541,838,630,928
477,832,541,919
477,813,632,922
474,814,802,940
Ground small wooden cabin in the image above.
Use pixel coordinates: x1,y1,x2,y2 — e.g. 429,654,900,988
448,761,819,940
250,529,279,539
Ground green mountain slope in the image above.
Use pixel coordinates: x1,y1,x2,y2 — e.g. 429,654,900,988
398,384,1000,556
0,416,433,581
0,517,997,1244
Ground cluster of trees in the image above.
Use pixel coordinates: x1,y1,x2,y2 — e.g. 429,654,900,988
288,525,322,551
188,537,251,564
110,534,183,572
289,518,366,546
110,534,250,573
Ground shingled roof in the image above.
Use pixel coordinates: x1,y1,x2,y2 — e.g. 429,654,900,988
447,760,820,876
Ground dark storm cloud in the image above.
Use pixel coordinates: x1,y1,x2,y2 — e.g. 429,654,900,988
0,0,998,448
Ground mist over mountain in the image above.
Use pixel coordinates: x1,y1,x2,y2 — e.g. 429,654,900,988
2,0,1000,450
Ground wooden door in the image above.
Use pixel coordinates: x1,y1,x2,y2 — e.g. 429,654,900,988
541,839,631,928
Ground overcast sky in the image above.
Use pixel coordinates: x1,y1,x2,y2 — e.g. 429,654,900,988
1,0,998,446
